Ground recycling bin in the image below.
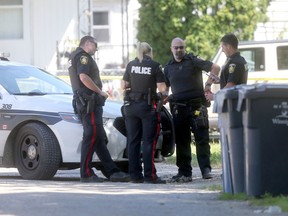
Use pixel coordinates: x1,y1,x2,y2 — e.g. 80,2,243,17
214,85,245,194
237,83,288,197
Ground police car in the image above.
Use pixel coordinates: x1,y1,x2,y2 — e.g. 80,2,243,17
0,57,175,180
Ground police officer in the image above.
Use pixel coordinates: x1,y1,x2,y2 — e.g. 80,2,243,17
205,33,248,101
121,42,167,184
164,37,220,182
69,36,129,183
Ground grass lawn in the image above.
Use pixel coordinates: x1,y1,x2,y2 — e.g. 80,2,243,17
165,141,221,168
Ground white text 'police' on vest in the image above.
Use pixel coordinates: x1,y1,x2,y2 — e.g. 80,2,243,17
131,66,152,75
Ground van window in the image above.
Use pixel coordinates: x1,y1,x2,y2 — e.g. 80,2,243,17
277,46,288,70
239,48,265,72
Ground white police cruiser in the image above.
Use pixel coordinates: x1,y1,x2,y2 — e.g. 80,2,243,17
0,57,175,180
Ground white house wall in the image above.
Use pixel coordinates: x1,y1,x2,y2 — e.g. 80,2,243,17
92,0,124,69
254,0,288,40
0,0,139,72
0,0,79,71
0,0,32,64
92,0,139,70
31,0,78,71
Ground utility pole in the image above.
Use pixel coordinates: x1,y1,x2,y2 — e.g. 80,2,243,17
126,0,129,62
78,0,92,37
121,0,125,66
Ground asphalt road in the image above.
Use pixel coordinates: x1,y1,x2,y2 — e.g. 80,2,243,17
0,163,287,216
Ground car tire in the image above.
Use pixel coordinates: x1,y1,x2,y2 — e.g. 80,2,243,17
14,122,62,180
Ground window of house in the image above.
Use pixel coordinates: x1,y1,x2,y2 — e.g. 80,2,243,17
277,46,288,70
0,0,23,39
240,48,265,72
92,11,109,43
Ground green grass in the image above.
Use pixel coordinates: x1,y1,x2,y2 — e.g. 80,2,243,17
219,193,288,212
165,141,221,168
251,194,288,212
164,141,288,212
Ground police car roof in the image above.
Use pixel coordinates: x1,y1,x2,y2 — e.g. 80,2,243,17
0,59,34,67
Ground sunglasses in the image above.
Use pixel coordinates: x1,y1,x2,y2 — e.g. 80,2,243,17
172,46,185,50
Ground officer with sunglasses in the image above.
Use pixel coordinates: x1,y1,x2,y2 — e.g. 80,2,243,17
164,37,220,182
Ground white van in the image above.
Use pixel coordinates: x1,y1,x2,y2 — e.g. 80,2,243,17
208,39,288,130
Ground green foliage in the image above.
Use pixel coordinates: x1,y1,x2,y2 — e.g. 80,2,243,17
137,0,271,65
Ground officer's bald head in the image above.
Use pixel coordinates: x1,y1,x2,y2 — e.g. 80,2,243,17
171,37,185,47
171,37,185,62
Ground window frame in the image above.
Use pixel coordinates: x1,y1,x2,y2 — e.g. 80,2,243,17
276,45,288,70
92,11,110,43
239,47,265,72
0,0,24,39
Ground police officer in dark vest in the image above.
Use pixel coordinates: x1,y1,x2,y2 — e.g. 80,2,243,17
68,36,129,183
122,42,168,184
164,37,220,182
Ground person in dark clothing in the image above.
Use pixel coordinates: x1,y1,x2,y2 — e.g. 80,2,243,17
164,37,220,182
205,33,248,101
121,42,168,184
69,36,129,183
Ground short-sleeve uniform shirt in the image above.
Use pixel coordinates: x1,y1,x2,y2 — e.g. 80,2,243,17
220,52,248,89
72,47,102,94
164,53,213,101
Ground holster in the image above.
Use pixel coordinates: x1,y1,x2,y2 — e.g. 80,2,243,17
86,98,95,114
193,106,209,130
85,92,106,113
156,92,163,112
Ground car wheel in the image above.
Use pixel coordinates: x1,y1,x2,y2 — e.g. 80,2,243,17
15,122,62,180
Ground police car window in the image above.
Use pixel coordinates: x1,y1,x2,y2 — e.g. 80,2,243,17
240,48,265,72
277,46,288,70
0,65,72,94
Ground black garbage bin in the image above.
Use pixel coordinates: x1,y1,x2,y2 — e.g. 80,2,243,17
237,83,288,197
214,86,245,194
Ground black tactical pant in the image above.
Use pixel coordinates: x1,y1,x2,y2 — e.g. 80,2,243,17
171,104,211,177
124,101,160,181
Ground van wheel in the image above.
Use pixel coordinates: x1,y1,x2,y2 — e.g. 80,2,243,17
15,123,62,180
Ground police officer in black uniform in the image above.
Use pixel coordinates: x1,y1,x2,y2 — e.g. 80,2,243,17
164,37,220,182
69,36,129,183
122,42,167,184
205,33,248,101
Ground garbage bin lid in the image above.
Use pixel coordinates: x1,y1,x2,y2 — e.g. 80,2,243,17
237,83,288,111
213,85,245,113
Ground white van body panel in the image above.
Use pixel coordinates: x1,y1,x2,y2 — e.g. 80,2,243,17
209,40,288,130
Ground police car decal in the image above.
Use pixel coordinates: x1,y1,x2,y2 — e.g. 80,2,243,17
0,110,62,131
0,104,12,110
